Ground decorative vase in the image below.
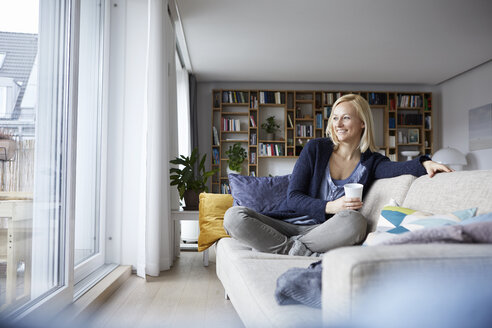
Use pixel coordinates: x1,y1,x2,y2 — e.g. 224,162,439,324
183,189,199,210
227,166,241,175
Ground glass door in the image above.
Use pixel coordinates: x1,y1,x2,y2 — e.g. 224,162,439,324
73,0,106,284
0,0,78,317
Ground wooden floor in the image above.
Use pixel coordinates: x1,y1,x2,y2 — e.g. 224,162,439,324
87,248,244,328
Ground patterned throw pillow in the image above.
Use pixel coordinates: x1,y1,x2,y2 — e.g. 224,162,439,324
363,203,478,246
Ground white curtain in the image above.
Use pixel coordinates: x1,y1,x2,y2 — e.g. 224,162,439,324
136,0,175,278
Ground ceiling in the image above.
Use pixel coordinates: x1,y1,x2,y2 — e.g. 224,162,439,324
176,0,492,85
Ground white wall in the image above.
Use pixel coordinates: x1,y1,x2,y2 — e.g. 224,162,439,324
439,61,492,170
197,82,437,176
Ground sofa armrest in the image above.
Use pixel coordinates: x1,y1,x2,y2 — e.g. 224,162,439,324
322,244,492,326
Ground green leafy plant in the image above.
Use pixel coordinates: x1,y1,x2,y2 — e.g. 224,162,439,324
169,148,217,199
261,116,280,134
225,143,247,172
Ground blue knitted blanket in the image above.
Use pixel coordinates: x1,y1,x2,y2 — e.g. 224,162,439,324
274,261,322,308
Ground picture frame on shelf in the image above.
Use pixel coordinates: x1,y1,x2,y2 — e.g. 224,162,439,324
408,129,420,144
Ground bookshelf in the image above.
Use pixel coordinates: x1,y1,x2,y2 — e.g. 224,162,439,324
211,89,433,194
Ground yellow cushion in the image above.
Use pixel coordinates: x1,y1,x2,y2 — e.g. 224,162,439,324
198,192,233,251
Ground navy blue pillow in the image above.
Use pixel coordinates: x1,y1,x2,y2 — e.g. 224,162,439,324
228,173,290,213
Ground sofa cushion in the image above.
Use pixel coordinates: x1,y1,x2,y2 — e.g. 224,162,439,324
228,173,290,213
402,170,492,216
197,192,232,251
360,174,417,233
363,204,477,246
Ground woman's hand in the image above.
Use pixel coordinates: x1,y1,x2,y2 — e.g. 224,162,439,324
325,196,363,214
422,160,454,178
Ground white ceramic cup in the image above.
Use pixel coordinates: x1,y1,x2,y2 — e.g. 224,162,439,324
344,183,363,201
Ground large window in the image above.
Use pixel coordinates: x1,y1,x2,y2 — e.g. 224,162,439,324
0,0,109,318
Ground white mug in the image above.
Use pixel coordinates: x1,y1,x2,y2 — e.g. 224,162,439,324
344,183,363,201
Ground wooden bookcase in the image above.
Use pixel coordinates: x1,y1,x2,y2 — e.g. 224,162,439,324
211,89,433,194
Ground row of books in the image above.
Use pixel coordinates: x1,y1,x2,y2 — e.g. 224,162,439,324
398,113,423,125
296,124,314,137
250,94,258,108
368,92,387,105
212,126,220,145
260,91,285,105
222,118,241,131
398,95,423,108
212,148,220,165
323,106,332,119
322,92,343,105
259,143,284,156
250,115,257,127
222,91,248,104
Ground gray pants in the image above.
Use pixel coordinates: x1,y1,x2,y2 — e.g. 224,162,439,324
223,206,367,255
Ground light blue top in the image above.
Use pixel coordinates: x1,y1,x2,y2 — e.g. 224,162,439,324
283,159,366,225
319,160,366,201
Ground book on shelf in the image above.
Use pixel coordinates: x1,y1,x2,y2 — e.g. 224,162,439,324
368,93,387,105
389,136,396,148
296,124,314,137
212,148,220,164
212,126,220,145
316,113,323,129
389,117,396,129
221,182,231,194
222,118,241,131
390,98,396,111
389,154,397,161
250,152,256,164
259,91,285,104
222,91,248,104
250,94,258,108
250,133,257,145
398,95,423,108
259,143,284,156
397,113,423,125
250,115,256,127
249,171,256,177
324,93,335,105
287,114,294,128
425,116,432,129
323,106,332,119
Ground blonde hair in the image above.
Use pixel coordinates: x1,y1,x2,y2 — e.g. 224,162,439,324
326,94,378,153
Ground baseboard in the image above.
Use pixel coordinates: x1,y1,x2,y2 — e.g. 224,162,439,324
63,265,132,321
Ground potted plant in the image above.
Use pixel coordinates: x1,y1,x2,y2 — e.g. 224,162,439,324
169,148,217,210
261,116,280,140
225,143,247,175
0,129,17,161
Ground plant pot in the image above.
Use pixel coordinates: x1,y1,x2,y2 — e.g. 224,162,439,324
183,189,200,210
227,166,241,176
266,132,275,140
0,139,17,161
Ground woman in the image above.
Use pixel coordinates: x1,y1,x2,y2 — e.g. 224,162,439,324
224,94,452,256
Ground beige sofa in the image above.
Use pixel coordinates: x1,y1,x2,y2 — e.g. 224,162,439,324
215,170,492,327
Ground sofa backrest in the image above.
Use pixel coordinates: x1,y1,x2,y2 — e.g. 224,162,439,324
402,170,492,215
361,174,417,233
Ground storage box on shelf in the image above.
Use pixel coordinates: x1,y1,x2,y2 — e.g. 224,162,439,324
211,89,433,193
